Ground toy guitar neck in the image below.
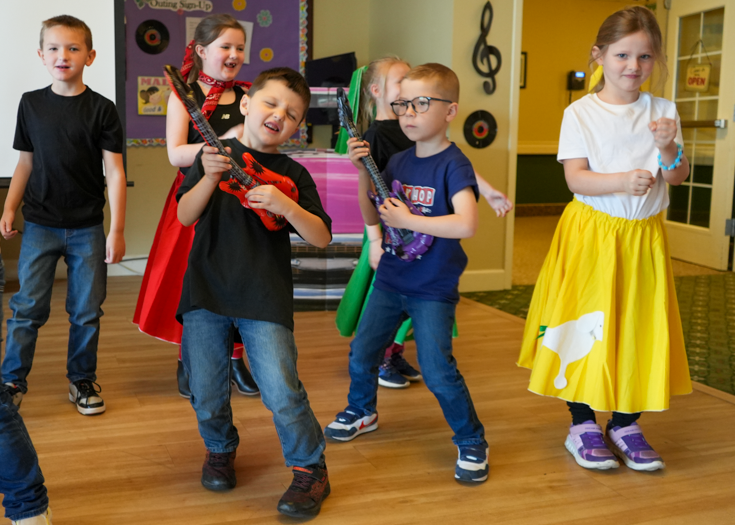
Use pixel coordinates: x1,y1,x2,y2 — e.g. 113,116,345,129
336,88,432,262
164,65,256,189
163,65,298,231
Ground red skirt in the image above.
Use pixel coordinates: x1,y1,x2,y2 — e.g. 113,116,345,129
133,172,193,345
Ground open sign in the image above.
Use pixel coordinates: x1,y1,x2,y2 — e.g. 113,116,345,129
685,64,711,93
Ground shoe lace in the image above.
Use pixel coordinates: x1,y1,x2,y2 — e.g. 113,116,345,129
75,380,101,397
290,470,316,492
390,352,410,368
208,452,231,468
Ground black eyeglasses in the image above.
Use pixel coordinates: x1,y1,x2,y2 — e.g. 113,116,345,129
390,96,454,116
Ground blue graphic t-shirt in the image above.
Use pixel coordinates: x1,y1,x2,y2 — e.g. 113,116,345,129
374,143,478,304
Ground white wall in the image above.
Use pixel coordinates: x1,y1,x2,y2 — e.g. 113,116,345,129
0,1,117,179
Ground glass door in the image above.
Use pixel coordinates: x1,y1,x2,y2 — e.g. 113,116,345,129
665,0,735,269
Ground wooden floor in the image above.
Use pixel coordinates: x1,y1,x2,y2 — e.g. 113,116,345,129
4,276,735,525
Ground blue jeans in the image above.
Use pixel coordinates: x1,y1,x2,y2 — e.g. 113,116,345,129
347,287,486,447
1,221,107,392
181,309,325,466
0,385,49,520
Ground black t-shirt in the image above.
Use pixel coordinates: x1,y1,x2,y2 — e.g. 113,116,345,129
363,119,414,172
176,140,332,330
13,86,123,229
181,83,247,176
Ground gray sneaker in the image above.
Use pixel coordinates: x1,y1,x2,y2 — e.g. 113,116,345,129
69,380,105,415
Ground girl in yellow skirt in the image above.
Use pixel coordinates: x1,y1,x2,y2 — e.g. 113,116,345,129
517,6,691,472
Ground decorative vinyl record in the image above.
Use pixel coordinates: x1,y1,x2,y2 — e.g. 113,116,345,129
135,20,170,55
463,110,497,149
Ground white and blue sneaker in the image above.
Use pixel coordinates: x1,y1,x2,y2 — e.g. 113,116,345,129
324,409,378,442
455,445,489,482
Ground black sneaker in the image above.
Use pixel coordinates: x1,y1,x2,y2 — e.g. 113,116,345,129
377,360,409,389
68,379,105,415
230,357,259,396
201,450,237,491
390,350,422,382
3,382,23,407
277,464,330,518
176,360,191,399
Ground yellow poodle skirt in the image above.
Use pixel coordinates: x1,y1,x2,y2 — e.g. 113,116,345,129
517,199,692,413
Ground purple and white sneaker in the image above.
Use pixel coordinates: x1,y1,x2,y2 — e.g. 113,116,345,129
606,421,665,471
564,421,619,470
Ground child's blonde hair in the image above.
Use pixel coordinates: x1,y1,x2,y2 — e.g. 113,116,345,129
589,6,667,93
188,14,246,82
361,56,411,125
40,15,93,51
402,63,460,102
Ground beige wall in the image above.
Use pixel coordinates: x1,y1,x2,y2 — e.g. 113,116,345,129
368,0,454,66
517,0,665,154
2,0,521,291
364,0,521,290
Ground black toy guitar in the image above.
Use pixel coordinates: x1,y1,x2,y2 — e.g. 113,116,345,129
163,64,298,231
335,88,433,261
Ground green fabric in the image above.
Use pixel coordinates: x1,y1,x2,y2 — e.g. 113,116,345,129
335,227,457,342
334,227,373,336
334,66,367,154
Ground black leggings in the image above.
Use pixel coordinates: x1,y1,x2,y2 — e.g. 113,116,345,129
567,402,641,428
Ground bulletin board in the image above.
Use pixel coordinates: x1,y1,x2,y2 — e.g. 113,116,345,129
125,0,308,147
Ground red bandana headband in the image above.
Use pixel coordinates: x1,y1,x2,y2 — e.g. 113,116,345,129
181,39,252,120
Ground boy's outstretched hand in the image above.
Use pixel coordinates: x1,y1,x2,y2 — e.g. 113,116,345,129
483,187,513,217
105,231,126,264
0,210,18,240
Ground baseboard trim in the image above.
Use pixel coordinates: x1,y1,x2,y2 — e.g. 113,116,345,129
459,269,509,292
692,381,735,405
515,203,568,217
2,256,148,282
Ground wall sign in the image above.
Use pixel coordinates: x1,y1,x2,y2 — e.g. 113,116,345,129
685,64,711,93
133,0,214,13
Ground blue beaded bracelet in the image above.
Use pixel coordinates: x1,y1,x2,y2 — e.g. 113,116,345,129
657,143,683,170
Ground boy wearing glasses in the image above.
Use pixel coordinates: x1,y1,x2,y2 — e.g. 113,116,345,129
325,63,489,483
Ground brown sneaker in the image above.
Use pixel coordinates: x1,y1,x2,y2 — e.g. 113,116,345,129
201,450,236,491
277,464,330,518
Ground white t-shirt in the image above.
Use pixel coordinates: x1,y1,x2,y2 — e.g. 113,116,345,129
557,92,683,220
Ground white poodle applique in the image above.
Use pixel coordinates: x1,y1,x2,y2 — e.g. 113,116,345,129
539,311,605,389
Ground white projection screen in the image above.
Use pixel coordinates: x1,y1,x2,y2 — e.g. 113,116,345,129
0,0,122,180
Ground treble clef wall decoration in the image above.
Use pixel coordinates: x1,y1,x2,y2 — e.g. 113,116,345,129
472,1,502,95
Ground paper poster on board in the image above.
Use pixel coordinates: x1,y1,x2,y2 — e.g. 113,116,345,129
186,17,254,64
138,76,171,115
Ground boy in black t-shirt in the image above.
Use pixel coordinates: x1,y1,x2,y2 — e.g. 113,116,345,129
0,15,126,417
176,67,332,518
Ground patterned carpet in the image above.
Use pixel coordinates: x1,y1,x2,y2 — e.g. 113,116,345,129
462,274,735,395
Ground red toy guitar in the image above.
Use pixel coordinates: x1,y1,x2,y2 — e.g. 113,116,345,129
164,64,298,231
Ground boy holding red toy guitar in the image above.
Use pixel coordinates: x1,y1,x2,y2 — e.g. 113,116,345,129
325,63,490,484
176,67,332,518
